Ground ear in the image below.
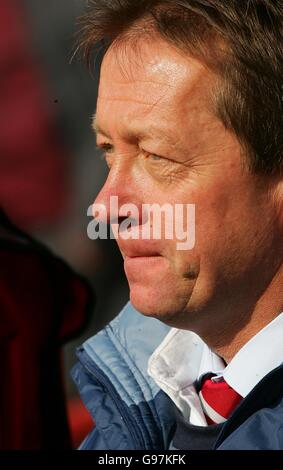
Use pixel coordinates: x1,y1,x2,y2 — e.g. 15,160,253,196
270,177,283,228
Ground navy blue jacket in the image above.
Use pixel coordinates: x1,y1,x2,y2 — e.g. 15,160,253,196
71,302,283,450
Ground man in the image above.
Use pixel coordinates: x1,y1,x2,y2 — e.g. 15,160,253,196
72,0,283,450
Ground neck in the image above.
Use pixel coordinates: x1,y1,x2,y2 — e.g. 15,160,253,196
197,263,283,364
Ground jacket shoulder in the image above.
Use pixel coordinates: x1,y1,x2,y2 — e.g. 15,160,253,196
72,302,175,450
218,364,283,450
219,396,283,449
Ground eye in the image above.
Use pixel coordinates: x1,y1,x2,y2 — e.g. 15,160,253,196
144,151,163,162
97,142,114,154
96,143,114,168
150,154,162,161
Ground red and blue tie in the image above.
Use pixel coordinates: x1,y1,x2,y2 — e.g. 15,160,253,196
199,375,242,425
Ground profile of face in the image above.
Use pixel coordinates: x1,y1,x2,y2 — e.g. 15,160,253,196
94,34,281,333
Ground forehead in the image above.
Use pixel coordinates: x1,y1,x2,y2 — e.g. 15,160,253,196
96,36,215,135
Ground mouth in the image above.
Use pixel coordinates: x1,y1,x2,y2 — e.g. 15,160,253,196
117,242,165,278
124,254,161,261
124,254,163,271
118,241,161,260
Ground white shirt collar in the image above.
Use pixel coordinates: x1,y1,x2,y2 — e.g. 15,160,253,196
222,313,283,396
148,313,283,424
147,327,224,393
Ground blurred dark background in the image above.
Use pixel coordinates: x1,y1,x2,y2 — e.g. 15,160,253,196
0,0,129,448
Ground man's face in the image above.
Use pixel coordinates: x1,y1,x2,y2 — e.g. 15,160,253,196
94,35,279,332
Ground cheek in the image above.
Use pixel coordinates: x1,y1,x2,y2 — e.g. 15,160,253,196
189,184,270,281
162,186,233,274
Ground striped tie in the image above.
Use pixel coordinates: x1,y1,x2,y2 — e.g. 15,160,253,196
199,374,242,425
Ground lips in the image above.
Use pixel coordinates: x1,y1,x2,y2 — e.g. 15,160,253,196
117,240,161,259
118,241,167,283
123,252,164,281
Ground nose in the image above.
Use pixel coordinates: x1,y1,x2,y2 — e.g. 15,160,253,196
92,164,143,227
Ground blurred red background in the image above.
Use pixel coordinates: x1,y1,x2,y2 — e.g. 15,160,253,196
0,0,128,449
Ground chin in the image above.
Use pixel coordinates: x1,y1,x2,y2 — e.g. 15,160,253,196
129,282,190,326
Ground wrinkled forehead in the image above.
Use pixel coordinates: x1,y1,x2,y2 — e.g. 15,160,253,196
98,34,214,105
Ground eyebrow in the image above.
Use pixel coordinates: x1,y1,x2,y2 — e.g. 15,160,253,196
92,114,176,147
92,115,112,139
